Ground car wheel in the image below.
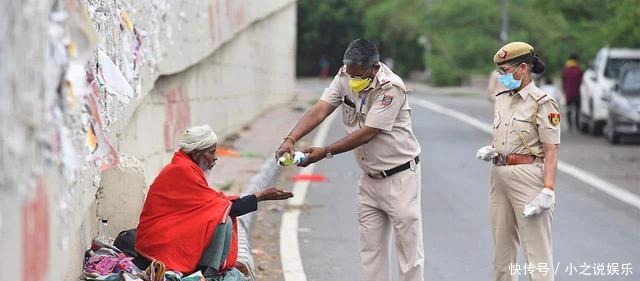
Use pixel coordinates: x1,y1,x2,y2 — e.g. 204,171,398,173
578,113,589,133
606,123,621,144
592,120,605,135
606,116,621,144
587,103,604,135
578,99,591,134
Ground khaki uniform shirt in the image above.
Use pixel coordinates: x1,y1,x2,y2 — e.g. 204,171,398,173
492,81,561,157
320,63,421,173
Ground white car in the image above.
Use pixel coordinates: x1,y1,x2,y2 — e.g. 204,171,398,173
579,48,640,135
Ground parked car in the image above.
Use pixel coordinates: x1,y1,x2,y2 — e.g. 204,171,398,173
603,64,640,144
579,48,640,135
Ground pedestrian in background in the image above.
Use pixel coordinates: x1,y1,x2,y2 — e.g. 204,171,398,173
276,38,424,281
562,54,583,131
477,42,560,281
319,55,330,79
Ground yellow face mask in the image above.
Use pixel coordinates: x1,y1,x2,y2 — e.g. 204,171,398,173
349,77,372,93
348,66,374,93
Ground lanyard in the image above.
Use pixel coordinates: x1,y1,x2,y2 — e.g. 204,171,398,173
358,94,367,115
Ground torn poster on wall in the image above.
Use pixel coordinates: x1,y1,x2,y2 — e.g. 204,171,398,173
97,48,134,100
84,76,119,172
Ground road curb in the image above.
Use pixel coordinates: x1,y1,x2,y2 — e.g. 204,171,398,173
237,158,282,280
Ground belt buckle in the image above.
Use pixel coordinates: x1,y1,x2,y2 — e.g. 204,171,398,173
367,172,385,179
494,154,507,166
409,158,417,172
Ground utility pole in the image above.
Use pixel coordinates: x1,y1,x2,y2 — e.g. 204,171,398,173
500,0,509,43
423,0,432,80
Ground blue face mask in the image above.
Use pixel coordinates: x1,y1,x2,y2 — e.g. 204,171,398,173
497,73,522,90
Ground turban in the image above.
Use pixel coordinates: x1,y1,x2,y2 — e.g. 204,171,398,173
179,125,218,153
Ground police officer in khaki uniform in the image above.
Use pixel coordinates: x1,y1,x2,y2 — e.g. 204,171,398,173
476,42,560,281
276,39,423,281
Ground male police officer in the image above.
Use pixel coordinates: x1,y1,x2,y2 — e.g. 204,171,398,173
276,39,423,281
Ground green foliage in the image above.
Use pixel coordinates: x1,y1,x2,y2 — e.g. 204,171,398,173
603,0,640,48
296,0,365,77
361,0,427,76
296,0,426,77
297,0,640,85
424,0,501,85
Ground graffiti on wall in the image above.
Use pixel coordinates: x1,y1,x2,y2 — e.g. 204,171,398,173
208,0,247,44
163,85,191,152
21,181,49,281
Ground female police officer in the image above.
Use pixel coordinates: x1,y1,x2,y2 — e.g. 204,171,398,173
476,42,560,281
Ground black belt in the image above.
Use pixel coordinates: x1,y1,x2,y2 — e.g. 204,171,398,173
367,156,419,179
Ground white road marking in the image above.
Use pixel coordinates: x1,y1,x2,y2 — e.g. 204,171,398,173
411,97,640,210
280,112,336,281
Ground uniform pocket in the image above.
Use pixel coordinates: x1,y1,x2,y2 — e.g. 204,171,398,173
510,164,544,192
341,103,358,126
509,118,535,145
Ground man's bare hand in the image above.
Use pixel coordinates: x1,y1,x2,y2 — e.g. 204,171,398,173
255,187,294,202
275,140,295,163
298,146,327,167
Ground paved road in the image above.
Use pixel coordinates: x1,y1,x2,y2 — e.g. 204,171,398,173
294,82,640,281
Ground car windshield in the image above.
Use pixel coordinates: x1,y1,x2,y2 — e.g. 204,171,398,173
605,58,640,78
620,69,640,94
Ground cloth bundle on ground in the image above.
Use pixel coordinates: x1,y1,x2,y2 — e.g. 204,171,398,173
83,240,138,278
82,238,239,281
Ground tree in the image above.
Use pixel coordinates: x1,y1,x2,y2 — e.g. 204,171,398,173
296,0,640,84
296,0,426,77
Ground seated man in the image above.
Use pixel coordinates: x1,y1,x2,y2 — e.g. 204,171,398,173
135,125,293,278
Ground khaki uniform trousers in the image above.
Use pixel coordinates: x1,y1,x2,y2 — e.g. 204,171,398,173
490,163,554,281
357,164,424,281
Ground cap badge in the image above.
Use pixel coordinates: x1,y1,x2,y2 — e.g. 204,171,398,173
498,49,507,59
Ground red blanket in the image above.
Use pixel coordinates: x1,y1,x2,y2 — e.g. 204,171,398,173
136,150,238,273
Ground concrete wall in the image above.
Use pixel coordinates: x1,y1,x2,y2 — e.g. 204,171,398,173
0,0,295,280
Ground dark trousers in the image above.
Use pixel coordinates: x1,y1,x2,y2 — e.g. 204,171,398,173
566,97,580,130
198,218,233,278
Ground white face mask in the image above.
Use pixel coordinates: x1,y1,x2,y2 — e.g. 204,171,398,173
497,72,522,90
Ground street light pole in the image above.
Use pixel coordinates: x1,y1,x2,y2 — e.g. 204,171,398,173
500,0,509,43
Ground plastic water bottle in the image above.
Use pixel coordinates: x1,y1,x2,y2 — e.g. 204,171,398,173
278,151,307,166
97,219,109,244
292,151,307,165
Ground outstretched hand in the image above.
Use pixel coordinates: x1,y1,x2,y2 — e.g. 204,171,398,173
255,187,294,202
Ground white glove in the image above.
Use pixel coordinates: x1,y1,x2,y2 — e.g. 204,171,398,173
476,145,498,161
523,188,555,217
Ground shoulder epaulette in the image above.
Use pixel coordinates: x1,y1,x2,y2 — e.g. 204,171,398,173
496,90,511,96
380,80,392,91
534,93,552,105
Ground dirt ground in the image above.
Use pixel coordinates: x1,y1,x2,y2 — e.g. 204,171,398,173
250,167,300,280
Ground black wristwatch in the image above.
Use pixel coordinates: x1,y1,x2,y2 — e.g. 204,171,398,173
324,146,333,159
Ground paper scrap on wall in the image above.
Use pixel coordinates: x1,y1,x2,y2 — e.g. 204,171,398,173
97,49,134,100
84,84,119,172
